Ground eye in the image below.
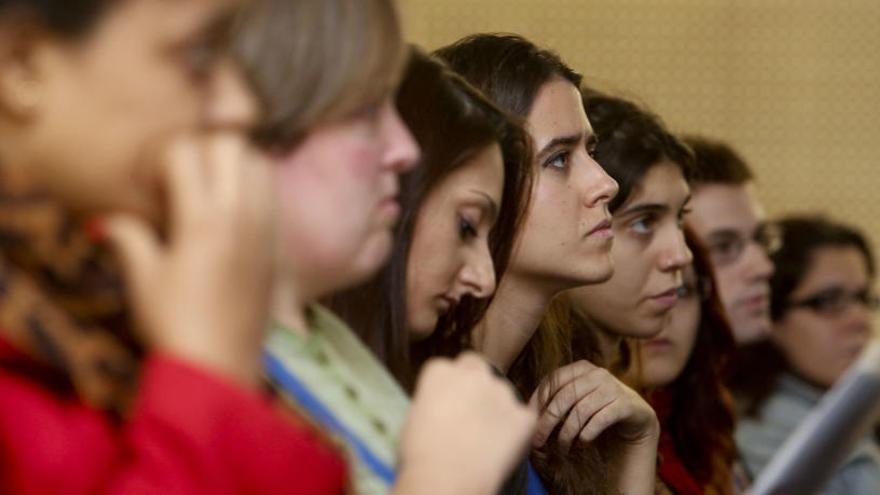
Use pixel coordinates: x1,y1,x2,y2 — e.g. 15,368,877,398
677,207,693,228
586,137,599,159
544,151,570,171
182,41,221,81
631,214,656,235
712,239,739,256
354,101,382,121
458,215,478,240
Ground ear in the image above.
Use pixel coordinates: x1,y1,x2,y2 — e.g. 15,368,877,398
0,23,54,120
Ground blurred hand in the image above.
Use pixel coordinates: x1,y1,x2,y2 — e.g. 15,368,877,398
530,359,659,452
397,352,537,495
105,132,276,388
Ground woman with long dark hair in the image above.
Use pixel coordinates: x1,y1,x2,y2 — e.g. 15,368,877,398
328,49,532,389
506,90,693,494
636,230,738,494
436,35,660,495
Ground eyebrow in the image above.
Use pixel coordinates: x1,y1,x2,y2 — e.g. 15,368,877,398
619,202,669,217
536,133,583,161
706,228,744,242
470,190,499,222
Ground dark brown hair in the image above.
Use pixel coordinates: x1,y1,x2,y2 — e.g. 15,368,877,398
434,33,582,119
510,92,698,494
327,49,532,390
682,135,754,186
0,0,114,37
651,229,737,494
436,33,616,494
584,89,694,213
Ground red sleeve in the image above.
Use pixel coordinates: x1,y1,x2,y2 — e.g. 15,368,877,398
0,350,347,495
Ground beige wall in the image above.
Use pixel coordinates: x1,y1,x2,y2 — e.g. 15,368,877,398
402,0,880,301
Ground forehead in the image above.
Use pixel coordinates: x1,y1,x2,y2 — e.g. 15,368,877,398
525,78,589,148
437,143,504,202
798,246,870,292
687,182,765,238
623,161,690,207
95,0,241,39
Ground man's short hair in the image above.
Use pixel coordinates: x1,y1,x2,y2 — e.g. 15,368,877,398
682,135,754,186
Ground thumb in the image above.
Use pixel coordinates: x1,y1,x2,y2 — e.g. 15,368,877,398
104,214,160,305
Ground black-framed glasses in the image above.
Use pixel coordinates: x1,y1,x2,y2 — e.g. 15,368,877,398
787,287,880,317
706,223,782,268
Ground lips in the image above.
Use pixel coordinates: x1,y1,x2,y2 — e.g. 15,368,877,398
437,295,459,315
648,287,679,308
740,293,770,311
586,218,613,239
379,195,401,222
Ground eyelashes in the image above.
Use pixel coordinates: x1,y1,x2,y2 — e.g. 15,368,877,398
544,151,570,170
458,215,478,240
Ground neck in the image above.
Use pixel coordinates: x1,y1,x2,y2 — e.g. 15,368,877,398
594,323,624,368
271,275,311,337
472,271,558,373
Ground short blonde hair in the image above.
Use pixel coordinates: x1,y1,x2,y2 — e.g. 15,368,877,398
234,0,405,148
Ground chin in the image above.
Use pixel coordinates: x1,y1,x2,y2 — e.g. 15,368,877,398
350,234,394,281
407,321,436,342
734,319,772,345
624,320,664,339
571,256,615,286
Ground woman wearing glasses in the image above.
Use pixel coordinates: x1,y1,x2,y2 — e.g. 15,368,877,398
735,215,880,494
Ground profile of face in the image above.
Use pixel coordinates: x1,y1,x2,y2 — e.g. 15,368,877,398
511,78,618,289
640,265,702,389
406,144,504,339
566,161,692,338
2,0,254,222
274,97,420,300
687,182,775,344
773,246,875,388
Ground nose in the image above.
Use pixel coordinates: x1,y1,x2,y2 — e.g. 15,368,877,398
382,104,420,173
839,299,873,336
204,59,260,130
742,242,775,282
458,244,497,300
660,227,693,273
583,155,619,209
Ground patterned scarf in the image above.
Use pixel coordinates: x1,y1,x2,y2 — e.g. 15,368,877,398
0,170,140,415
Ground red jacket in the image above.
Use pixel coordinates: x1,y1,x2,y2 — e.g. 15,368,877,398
0,337,347,494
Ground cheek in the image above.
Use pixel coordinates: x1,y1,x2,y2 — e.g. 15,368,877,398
409,227,457,296
611,241,653,291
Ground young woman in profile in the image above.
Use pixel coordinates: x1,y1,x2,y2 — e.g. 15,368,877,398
557,91,694,355
235,3,536,494
635,230,738,495
0,0,348,492
435,35,660,495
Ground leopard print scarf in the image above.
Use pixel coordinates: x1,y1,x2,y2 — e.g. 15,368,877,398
0,172,139,415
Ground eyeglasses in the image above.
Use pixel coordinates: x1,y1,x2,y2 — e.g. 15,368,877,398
705,223,782,268
787,287,880,317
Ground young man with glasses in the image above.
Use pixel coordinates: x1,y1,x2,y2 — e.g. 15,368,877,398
682,136,778,344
